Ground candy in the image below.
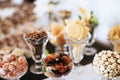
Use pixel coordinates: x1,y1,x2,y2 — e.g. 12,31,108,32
0,53,27,79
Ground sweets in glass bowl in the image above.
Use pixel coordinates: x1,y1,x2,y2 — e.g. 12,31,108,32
49,23,66,46
48,23,67,53
43,53,72,78
0,52,28,79
64,20,90,64
24,30,48,74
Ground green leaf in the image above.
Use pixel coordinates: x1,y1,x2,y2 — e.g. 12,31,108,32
48,1,60,5
78,15,82,20
42,65,46,72
45,50,49,56
89,11,98,27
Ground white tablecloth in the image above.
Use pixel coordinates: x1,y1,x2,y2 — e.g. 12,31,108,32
44,63,120,80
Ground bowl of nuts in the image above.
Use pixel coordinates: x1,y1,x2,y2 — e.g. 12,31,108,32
93,50,120,80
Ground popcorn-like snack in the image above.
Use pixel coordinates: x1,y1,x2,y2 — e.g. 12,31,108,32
93,50,120,78
108,25,120,40
0,53,27,78
65,20,89,41
44,53,72,78
49,23,66,46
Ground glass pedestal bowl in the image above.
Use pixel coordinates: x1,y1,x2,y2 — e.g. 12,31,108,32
0,54,28,80
64,32,91,65
24,30,48,74
47,30,68,54
83,33,97,56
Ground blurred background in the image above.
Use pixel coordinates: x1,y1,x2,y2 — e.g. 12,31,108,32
0,0,120,51
33,0,120,45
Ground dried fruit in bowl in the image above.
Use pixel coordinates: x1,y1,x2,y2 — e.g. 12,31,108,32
44,53,72,78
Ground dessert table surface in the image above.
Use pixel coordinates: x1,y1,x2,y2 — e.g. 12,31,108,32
1,41,118,80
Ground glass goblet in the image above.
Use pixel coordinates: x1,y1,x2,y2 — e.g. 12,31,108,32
64,32,91,66
83,33,97,56
47,31,68,54
0,54,28,80
43,53,73,80
24,30,48,74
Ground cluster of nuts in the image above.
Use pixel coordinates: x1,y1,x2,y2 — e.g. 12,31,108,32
0,34,29,51
0,2,36,35
57,10,71,19
93,50,120,78
0,0,16,9
25,31,47,39
0,53,27,78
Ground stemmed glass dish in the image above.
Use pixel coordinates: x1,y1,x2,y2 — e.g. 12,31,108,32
64,32,91,64
83,11,98,56
78,7,98,56
43,53,73,80
0,53,28,80
47,23,67,53
83,33,97,56
24,30,48,74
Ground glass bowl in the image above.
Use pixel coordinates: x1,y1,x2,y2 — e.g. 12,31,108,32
43,53,73,80
0,53,28,80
